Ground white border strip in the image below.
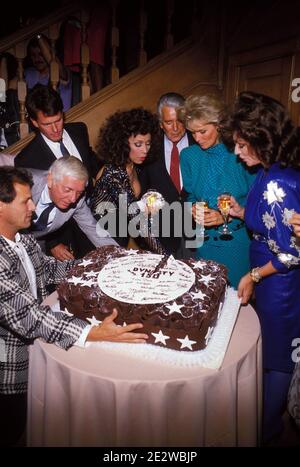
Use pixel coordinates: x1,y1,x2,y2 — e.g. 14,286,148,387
85,288,241,369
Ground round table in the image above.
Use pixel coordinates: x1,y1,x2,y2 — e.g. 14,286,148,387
27,294,262,447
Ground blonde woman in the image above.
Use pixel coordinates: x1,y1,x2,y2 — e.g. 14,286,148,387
179,95,256,288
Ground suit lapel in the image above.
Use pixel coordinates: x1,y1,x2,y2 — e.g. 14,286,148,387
35,133,57,168
0,236,31,293
65,124,88,165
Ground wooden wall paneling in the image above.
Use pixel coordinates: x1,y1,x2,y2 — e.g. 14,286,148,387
225,39,298,115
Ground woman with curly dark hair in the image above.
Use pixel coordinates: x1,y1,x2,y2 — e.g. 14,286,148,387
224,91,300,444
90,107,164,251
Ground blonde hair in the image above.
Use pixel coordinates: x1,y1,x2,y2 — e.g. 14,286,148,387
178,95,226,127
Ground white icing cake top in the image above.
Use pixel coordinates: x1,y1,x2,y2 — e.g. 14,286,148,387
97,254,195,304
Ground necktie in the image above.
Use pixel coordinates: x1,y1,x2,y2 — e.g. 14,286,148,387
170,142,181,193
60,140,70,157
33,203,55,231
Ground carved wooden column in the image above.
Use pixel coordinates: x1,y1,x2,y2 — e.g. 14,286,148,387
81,9,90,101
110,0,119,83
164,0,174,50
15,42,28,138
48,24,60,90
139,0,147,66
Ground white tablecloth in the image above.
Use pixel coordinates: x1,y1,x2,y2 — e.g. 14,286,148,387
27,294,262,447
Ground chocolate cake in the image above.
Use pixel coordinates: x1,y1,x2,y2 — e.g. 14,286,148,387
57,246,228,351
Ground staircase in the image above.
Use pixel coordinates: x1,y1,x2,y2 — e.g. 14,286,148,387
0,0,224,156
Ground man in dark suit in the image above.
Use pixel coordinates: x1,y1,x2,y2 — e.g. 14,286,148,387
0,165,147,446
139,92,194,258
14,84,101,260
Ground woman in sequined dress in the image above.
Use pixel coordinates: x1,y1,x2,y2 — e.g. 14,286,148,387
90,107,164,252
225,91,300,444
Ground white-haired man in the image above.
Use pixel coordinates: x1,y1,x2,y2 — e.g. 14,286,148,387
140,92,194,257
27,156,117,255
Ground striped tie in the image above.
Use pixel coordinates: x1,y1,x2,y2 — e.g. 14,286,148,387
33,203,55,231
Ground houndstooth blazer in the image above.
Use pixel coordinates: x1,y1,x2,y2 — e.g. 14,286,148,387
0,234,86,395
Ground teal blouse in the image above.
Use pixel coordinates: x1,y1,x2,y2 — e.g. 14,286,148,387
180,143,256,287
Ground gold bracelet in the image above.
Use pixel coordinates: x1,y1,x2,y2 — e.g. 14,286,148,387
250,267,262,283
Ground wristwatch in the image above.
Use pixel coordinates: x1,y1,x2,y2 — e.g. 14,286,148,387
250,267,262,283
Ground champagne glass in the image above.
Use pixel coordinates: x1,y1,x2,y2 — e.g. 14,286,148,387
219,192,232,236
195,199,209,239
141,189,165,235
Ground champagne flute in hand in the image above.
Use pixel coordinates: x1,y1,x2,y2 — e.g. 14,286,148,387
195,199,209,239
219,192,232,236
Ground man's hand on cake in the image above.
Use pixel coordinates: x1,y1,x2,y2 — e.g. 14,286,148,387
86,309,149,343
237,273,254,304
50,243,75,261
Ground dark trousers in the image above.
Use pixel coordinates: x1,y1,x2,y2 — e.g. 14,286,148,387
263,369,293,444
0,392,27,446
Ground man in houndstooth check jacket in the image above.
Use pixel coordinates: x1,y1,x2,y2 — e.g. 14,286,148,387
0,166,148,446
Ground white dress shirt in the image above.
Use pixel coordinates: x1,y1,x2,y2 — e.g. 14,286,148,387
41,129,82,161
4,233,37,299
164,133,189,190
34,185,56,228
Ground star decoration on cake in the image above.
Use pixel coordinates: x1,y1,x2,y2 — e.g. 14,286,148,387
192,260,205,270
84,271,98,278
151,330,170,345
80,278,97,288
199,274,214,286
78,259,94,267
177,335,197,350
165,302,184,315
68,275,84,285
191,290,207,300
205,326,214,345
126,249,139,255
166,255,177,267
86,316,102,326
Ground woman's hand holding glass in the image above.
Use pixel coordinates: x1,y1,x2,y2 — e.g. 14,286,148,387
217,195,245,220
192,201,223,227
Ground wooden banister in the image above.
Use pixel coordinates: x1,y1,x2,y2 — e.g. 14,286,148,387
0,3,80,55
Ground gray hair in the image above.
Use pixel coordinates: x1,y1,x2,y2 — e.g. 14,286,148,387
177,95,226,127
49,156,88,184
157,92,185,121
